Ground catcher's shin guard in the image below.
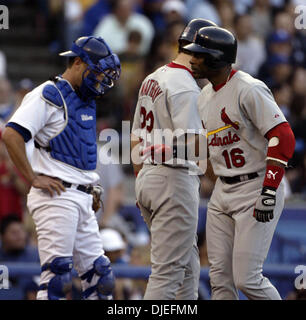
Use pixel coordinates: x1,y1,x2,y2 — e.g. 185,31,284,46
38,257,73,300
81,256,115,300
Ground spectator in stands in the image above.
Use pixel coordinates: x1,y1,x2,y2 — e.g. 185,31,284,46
274,10,295,35
95,141,144,248
0,140,29,223
161,0,187,26
23,276,40,300
45,0,65,53
118,30,146,121
185,0,221,25
100,228,128,264
0,78,15,124
216,0,235,32
82,0,112,36
257,30,294,86
145,32,176,74
267,30,293,58
271,83,293,121
0,215,39,262
233,14,266,76
166,20,187,63
127,244,151,299
290,68,306,122
100,227,132,300
0,215,40,299
258,54,293,88
63,0,84,49
273,9,306,68
142,0,165,33
15,78,34,109
286,288,306,300
249,0,272,39
287,88,306,194
95,141,125,229
0,51,6,78
93,0,155,56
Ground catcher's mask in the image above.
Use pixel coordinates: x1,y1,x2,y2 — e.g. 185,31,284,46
59,36,121,101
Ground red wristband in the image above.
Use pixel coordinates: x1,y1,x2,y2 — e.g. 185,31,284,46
263,164,285,189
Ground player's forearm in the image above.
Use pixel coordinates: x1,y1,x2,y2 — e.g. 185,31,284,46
2,128,36,184
205,159,217,182
262,122,295,191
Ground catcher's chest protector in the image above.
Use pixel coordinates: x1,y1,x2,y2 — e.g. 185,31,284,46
42,78,97,170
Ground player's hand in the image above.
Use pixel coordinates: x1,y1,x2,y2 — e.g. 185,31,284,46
31,175,66,197
140,144,172,163
253,187,276,223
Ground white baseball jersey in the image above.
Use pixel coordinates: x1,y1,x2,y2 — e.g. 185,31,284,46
198,70,287,177
132,62,203,171
8,81,99,184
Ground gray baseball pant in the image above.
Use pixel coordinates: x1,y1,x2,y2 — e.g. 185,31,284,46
206,174,284,300
135,165,201,300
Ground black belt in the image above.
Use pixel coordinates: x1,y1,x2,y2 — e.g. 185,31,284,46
220,172,258,184
62,181,93,194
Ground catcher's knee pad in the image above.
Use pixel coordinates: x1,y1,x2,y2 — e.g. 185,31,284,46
39,256,73,300
81,256,115,300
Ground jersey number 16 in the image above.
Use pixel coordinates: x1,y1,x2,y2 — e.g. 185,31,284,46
222,148,246,168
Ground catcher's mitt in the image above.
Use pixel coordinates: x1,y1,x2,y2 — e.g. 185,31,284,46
92,185,104,212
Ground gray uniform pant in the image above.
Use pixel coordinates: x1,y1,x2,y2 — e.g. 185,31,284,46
206,174,284,300
135,165,200,300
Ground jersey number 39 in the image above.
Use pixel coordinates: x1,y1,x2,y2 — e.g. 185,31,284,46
222,148,246,168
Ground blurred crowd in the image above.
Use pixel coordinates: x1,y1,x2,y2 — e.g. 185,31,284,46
0,0,306,300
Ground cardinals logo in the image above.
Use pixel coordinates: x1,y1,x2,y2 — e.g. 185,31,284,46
221,108,239,130
206,107,240,137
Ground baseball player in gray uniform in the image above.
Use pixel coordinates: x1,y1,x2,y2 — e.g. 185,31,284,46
184,27,295,299
131,19,216,300
2,36,121,300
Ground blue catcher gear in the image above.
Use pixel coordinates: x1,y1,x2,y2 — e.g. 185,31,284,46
59,36,121,101
41,78,97,170
38,257,73,300
80,256,115,300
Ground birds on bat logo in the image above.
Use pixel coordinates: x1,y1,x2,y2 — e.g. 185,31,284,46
221,107,239,130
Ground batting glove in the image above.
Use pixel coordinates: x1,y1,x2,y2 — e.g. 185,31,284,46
253,187,276,223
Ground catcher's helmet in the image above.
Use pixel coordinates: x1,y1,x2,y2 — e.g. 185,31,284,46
183,26,237,69
59,36,121,100
179,18,217,47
